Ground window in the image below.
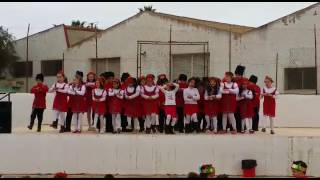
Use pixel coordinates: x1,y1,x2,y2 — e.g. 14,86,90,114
41,60,62,76
13,61,33,78
285,67,316,90
172,53,209,79
91,57,121,78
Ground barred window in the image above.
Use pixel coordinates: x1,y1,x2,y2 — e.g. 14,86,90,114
285,67,316,90
41,60,62,76
13,61,33,78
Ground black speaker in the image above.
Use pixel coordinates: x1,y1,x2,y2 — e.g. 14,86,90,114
0,102,12,133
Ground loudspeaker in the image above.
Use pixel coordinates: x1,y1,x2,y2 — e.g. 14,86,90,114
0,102,12,133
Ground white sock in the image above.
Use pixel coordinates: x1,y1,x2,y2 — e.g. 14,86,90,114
241,119,246,132
270,117,274,131
205,115,210,129
166,115,171,125
171,118,177,126
145,115,152,128
222,114,228,131
191,113,197,123
228,113,237,131
185,115,191,125
100,115,105,133
134,118,139,131
127,117,132,128
212,117,218,132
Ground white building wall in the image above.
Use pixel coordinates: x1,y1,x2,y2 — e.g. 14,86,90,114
13,25,68,91
232,5,320,93
64,12,232,80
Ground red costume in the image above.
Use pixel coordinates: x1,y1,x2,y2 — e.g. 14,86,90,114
31,83,49,109
108,89,123,114
52,83,68,112
92,89,107,115
204,99,220,117
238,91,254,119
70,84,86,113
248,83,261,108
263,88,277,117
85,82,96,110
124,87,141,118
176,82,187,107
221,82,237,113
164,105,177,118
142,86,159,115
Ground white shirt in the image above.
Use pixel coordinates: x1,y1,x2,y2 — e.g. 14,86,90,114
221,82,239,95
159,83,179,106
49,82,69,94
108,88,124,99
68,84,86,96
140,85,159,100
125,86,141,100
92,88,107,102
204,87,222,100
261,87,279,99
237,89,253,101
183,87,200,104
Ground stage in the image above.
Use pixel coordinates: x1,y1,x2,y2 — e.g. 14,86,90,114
0,127,319,177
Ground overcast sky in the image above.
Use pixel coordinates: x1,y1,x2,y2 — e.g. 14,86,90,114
0,2,317,39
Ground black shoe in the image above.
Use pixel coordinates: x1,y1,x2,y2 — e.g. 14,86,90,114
169,126,175,134
27,125,32,130
146,128,151,134
270,130,275,135
164,126,169,134
151,125,157,134
185,124,190,134
50,120,58,129
261,128,266,133
59,126,65,133
37,127,41,132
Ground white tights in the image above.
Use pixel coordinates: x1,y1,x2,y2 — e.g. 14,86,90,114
112,113,121,132
73,113,83,131
262,115,275,130
94,114,105,133
241,118,252,132
53,110,65,126
166,115,177,127
145,113,157,128
184,113,197,125
205,115,218,132
222,113,237,131
127,116,139,130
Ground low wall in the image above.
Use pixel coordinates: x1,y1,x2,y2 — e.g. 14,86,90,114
0,134,319,176
2,93,320,128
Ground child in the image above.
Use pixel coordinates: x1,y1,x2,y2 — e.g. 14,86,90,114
49,71,69,133
159,82,179,134
237,79,254,134
204,77,222,134
248,75,261,131
137,76,146,132
221,72,238,134
68,71,86,133
124,77,141,132
85,72,96,131
183,77,200,134
261,75,279,135
108,78,124,134
28,74,49,132
176,74,188,133
141,74,159,134
92,78,107,134
157,74,169,133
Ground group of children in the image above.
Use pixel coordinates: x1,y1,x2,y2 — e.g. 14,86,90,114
28,65,279,135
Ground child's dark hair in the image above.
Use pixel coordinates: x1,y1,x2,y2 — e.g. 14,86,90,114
188,77,198,87
206,77,220,96
121,72,130,83
178,74,188,82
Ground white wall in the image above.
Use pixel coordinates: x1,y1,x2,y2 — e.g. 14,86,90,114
5,93,320,129
0,134,319,176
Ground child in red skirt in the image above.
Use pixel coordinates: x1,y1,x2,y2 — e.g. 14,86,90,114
204,77,222,134
108,78,124,134
68,71,86,133
221,72,239,134
28,74,49,132
124,77,141,132
85,72,96,131
237,79,254,134
137,76,147,132
159,82,179,134
261,75,279,135
92,78,107,134
141,74,159,134
49,71,69,132
183,77,200,133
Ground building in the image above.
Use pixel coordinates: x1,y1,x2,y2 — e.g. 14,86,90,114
13,24,102,91
13,3,320,94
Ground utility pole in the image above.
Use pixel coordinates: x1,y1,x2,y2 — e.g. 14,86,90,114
276,53,279,88
314,24,318,95
95,25,98,74
26,23,30,92
228,26,232,72
169,25,172,80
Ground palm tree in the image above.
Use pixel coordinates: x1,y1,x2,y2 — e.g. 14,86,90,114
139,5,156,12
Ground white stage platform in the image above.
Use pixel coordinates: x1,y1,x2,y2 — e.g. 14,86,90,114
0,127,320,177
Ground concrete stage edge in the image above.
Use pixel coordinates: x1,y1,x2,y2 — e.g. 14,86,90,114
0,129,320,177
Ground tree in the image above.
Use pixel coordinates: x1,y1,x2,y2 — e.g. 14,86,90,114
0,26,18,75
71,20,86,28
139,5,156,12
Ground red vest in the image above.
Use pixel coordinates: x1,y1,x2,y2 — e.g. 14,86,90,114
31,83,48,109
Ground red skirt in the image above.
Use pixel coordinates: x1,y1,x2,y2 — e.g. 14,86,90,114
125,98,140,118
143,99,159,115
204,100,220,117
109,97,122,114
92,101,106,116
263,97,276,117
221,94,237,113
238,100,254,119
71,95,87,113
184,104,199,115
53,92,68,112
164,105,177,118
